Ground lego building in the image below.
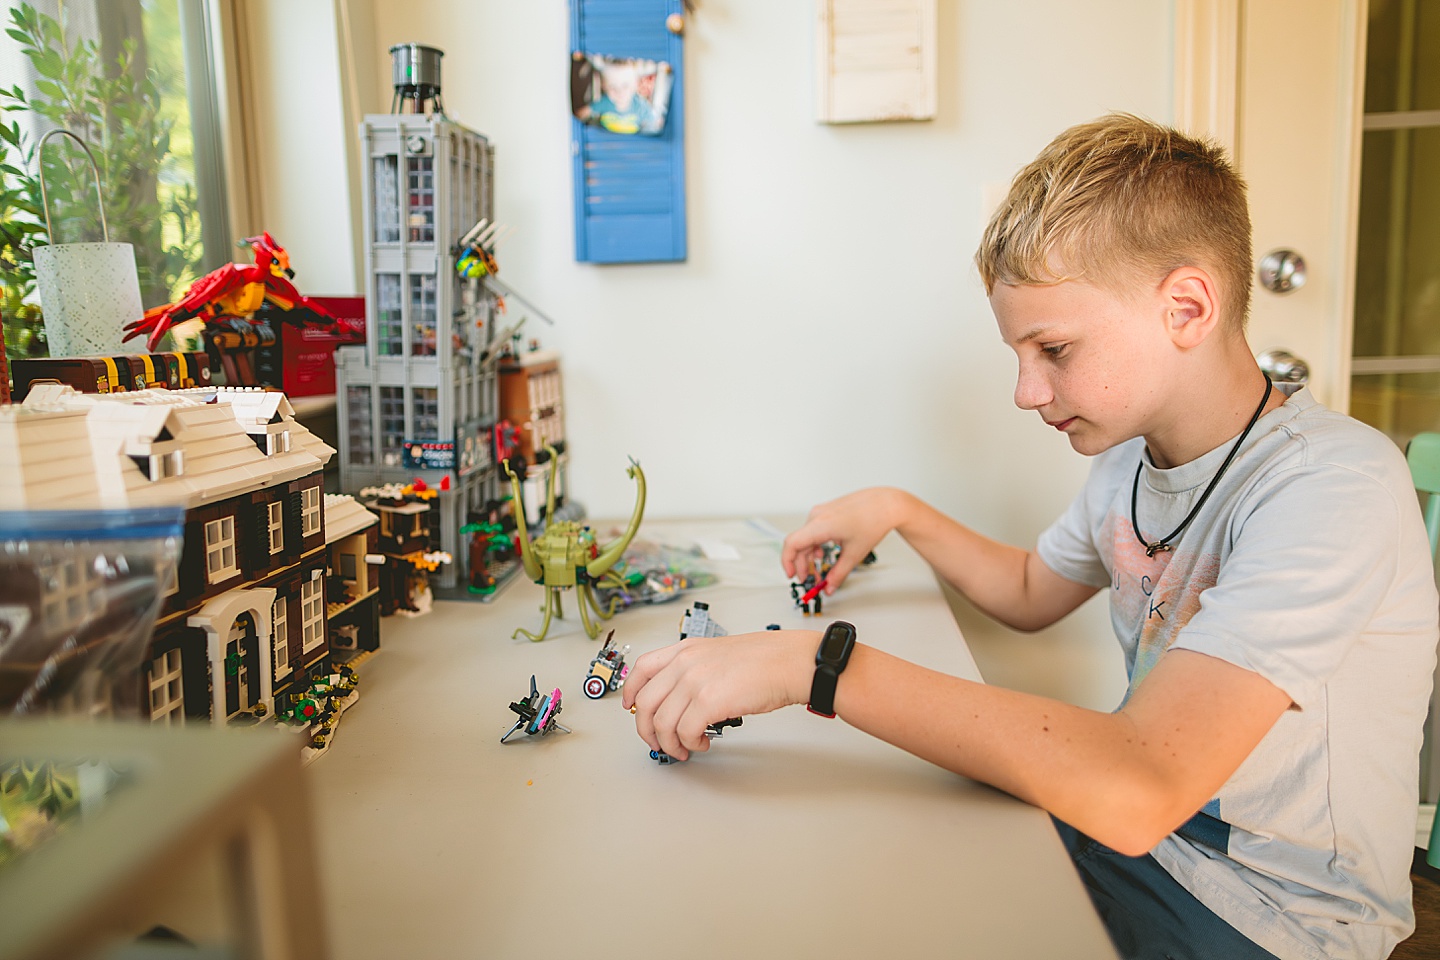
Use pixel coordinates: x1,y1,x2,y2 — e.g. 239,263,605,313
334,114,502,592
0,384,376,754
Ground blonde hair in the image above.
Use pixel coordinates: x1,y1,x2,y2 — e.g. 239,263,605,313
975,113,1252,332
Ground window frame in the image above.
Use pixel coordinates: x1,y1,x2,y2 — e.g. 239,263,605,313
204,515,239,583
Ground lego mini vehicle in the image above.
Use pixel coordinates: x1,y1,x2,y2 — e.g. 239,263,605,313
650,717,743,764
584,630,630,699
501,675,571,743
678,601,727,640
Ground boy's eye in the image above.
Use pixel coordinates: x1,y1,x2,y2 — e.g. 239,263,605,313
1041,343,1069,359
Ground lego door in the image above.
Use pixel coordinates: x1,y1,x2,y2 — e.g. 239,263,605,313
223,613,260,719
570,0,687,263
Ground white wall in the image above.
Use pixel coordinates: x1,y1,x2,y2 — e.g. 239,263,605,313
253,0,1174,709
244,0,357,294
342,0,1172,531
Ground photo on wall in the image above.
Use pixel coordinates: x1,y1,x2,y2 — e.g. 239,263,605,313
570,52,673,136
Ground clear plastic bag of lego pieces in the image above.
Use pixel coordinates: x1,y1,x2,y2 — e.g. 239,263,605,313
0,507,185,716
593,537,718,611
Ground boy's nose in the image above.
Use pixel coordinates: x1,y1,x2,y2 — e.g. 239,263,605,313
1013,365,1052,411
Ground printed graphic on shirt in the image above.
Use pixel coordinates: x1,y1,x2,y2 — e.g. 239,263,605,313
1103,515,1232,852
1105,515,1221,692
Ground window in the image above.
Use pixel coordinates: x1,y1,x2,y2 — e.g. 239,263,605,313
272,595,290,680
147,451,183,480
377,273,403,356
131,449,184,482
0,0,228,349
301,486,322,538
347,385,374,465
372,155,401,243
204,516,238,583
264,431,291,456
340,551,357,582
410,273,437,357
413,387,439,442
407,154,435,242
380,386,405,466
267,500,284,555
148,648,184,725
38,554,103,633
300,577,325,654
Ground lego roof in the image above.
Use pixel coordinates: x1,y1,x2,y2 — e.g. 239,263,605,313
4,386,335,511
324,493,378,543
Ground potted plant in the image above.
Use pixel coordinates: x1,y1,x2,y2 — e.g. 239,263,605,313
0,1,202,358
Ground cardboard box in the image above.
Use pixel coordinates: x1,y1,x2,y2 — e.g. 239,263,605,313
271,296,366,397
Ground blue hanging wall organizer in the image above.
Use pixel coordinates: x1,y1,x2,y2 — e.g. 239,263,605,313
570,0,687,264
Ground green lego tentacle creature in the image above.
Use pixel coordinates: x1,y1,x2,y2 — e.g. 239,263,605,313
505,447,646,642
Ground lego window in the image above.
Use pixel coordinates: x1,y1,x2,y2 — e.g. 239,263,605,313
376,274,404,356
272,595,290,681
340,552,357,583
409,274,437,357
380,386,405,466
148,648,183,725
412,386,439,442
267,501,284,555
299,578,324,654
571,54,674,136
346,385,374,465
372,155,401,243
264,431,291,456
38,555,104,634
301,486,322,538
204,516,238,583
407,155,435,243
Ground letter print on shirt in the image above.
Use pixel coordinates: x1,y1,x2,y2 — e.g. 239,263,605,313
1110,516,1221,693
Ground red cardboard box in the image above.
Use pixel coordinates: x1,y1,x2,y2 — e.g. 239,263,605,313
277,295,365,397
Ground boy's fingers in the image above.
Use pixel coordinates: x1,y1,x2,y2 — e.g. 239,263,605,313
677,701,717,754
823,555,859,593
780,530,815,578
621,643,684,710
630,656,685,749
650,688,691,760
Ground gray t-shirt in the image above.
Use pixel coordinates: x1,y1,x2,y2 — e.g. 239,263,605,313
1037,388,1438,960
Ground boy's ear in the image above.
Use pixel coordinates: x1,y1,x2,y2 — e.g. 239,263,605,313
1161,267,1221,349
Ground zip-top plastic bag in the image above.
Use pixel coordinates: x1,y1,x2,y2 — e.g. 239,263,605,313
0,507,184,716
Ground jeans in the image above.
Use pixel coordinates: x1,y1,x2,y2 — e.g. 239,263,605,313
1053,818,1282,960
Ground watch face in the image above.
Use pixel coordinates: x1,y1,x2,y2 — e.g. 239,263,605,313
818,622,856,663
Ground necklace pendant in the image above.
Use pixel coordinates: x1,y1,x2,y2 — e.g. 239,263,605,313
1144,543,1172,558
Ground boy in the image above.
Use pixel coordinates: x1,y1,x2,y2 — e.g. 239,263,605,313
622,114,1440,960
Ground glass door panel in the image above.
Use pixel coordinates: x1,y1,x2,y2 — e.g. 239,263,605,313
1351,0,1440,447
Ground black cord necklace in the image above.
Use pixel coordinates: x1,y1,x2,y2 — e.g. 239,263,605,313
1130,375,1273,558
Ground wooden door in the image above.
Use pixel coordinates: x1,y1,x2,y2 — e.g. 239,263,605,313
1175,0,1367,411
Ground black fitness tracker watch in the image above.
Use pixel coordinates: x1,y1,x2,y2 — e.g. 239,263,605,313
807,620,857,718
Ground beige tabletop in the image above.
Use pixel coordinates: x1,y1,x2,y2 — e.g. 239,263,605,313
308,519,1118,959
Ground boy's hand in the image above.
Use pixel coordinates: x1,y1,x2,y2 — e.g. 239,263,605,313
782,488,908,593
622,630,820,761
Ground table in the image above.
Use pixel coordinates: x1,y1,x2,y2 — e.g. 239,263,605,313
307,520,1118,959
0,721,326,960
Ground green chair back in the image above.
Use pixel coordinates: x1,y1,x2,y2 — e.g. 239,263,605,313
1405,433,1440,868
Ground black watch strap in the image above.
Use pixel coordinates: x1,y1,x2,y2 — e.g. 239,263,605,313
807,620,856,718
